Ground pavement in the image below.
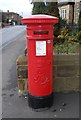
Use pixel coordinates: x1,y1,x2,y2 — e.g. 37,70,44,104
2,32,80,119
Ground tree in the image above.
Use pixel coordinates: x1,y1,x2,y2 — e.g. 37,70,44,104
78,10,81,31
47,1,59,18
31,0,59,21
31,0,60,45
46,1,60,45
32,1,47,15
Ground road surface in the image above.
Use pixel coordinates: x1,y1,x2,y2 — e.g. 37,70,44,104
0,25,26,48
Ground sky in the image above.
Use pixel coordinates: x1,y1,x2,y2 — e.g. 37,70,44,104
0,0,76,18
0,0,33,17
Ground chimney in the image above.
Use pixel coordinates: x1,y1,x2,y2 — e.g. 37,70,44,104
7,10,9,13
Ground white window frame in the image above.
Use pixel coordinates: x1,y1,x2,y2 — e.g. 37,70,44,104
61,9,66,19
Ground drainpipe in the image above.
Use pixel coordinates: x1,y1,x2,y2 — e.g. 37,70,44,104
72,2,75,28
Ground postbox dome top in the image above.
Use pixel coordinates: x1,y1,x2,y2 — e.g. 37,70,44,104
22,14,59,24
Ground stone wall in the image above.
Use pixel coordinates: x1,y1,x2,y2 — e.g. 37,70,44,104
54,54,80,92
16,54,80,96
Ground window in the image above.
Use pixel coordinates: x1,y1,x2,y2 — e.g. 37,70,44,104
61,9,66,19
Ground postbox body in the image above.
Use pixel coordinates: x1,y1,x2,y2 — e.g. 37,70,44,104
22,15,58,109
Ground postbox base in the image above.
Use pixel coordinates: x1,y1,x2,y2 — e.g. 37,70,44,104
28,93,53,109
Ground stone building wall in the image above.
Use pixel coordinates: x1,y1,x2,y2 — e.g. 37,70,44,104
58,4,70,23
58,1,81,24
2,11,22,25
74,0,81,24
58,2,75,24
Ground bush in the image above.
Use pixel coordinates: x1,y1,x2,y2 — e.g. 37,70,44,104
54,42,79,54
54,27,80,54
56,27,68,45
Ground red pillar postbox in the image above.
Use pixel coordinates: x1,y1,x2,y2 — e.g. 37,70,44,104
22,15,58,109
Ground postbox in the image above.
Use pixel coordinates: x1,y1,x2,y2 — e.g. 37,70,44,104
22,15,58,109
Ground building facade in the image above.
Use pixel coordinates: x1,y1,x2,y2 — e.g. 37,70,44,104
58,0,81,24
2,10,22,25
58,2,75,24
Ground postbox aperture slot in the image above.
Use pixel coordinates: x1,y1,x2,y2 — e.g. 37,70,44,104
34,31,48,35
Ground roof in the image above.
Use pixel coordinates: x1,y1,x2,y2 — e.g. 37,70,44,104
58,2,75,7
3,12,19,16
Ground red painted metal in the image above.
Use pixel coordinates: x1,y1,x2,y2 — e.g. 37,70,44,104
22,15,58,97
